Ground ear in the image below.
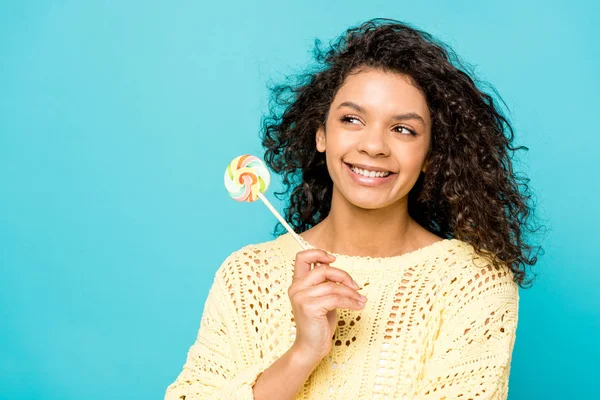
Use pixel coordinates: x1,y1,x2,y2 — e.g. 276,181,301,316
316,125,326,152
421,157,430,173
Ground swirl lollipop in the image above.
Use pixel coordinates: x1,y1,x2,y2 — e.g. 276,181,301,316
225,154,307,249
224,154,270,202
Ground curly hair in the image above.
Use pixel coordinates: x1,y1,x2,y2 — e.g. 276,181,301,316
260,18,546,288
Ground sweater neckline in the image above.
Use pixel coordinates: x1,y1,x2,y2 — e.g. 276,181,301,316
277,232,460,267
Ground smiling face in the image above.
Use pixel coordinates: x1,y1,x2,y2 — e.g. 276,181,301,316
316,67,432,211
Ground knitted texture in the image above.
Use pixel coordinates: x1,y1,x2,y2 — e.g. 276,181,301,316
164,233,519,399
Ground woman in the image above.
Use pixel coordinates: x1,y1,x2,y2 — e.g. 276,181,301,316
165,18,541,400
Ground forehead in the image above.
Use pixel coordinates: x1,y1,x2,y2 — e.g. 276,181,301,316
333,68,430,118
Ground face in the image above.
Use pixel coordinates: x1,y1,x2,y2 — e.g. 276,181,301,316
316,67,432,211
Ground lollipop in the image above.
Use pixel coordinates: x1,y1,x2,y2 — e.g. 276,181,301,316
225,154,307,250
224,154,270,202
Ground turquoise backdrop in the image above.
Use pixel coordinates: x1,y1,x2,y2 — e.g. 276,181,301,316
1,1,598,399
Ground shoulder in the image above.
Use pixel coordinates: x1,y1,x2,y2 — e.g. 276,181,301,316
441,239,520,308
210,235,296,305
214,234,292,281
444,239,516,280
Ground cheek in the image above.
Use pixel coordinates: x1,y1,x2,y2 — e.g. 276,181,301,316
324,151,339,173
326,132,351,154
395,144,428,166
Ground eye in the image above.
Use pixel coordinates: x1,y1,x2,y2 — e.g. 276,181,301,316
339,115,362,125
394,125,417,136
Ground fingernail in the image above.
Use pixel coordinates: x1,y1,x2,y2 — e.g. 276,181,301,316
352,280,359,289
359,294,367,300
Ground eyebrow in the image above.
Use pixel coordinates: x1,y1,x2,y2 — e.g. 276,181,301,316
337,101,426,125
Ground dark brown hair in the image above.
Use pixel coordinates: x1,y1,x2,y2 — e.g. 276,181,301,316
261,18,546,288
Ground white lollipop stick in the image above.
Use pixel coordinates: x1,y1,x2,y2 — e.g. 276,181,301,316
258,193,337,275
257,193,308,251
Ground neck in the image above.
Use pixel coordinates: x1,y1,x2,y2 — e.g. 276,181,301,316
305,191,421,258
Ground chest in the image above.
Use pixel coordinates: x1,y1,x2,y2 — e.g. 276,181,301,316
258,269,450,398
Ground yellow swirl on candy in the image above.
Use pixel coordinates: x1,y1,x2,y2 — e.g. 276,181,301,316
224,155,271,202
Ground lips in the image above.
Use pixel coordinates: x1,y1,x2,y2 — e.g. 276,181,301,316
344,162,394,177
342,162,397,187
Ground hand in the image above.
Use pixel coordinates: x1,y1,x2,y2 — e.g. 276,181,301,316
288,249,367,363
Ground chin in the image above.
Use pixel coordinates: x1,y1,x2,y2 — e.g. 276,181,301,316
345,193,397,211
331,181,408,211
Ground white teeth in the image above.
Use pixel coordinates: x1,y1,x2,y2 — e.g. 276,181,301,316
350,165,390,178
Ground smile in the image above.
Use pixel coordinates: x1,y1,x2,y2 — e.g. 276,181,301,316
347,163,391,178
343,162,396,187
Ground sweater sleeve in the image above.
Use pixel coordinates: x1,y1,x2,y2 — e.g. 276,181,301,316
416,261,520,400
164,265,270,400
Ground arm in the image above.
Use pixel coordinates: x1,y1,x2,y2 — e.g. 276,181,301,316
164,256,320,400
164,271,270,400
416,263,520,400
252,344,321,400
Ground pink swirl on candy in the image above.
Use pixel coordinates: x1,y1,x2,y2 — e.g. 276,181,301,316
224,154,271,202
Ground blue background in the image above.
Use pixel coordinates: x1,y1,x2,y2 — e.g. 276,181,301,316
1,1,598,399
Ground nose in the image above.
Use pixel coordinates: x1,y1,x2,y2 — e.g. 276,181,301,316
356,125,390,157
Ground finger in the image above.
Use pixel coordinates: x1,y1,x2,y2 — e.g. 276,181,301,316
302,281,367,303
306,293,367,313
303,265,360,291
292,249,336,281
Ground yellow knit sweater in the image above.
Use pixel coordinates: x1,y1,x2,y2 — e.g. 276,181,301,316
164,233,519,399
